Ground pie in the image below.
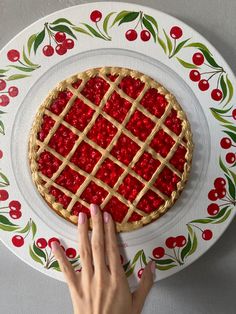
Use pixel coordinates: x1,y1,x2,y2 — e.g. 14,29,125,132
28,67,193,232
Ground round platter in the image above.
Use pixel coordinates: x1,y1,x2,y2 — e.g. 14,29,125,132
0,2,235,290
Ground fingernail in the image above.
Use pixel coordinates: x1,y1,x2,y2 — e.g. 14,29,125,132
151,261,156,274
51,241,59,253
103,211,110,223
78,212,85,224
90,203,98,216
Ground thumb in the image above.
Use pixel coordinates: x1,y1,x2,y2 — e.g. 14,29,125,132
132,261,155,313
51,241,76,287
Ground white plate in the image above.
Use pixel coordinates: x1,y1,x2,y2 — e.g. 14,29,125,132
0,2,235,290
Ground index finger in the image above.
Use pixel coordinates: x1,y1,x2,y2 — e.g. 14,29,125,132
51,241,76,286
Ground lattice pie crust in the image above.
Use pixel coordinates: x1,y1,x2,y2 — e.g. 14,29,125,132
28,67,193,232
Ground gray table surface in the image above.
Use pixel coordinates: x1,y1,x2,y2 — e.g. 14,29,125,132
0,0,236,313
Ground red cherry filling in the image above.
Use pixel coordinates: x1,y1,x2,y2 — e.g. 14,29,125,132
137,190,164,213
71,202,91,217
80,181,108,205
95,158,124,187
55,166,85,193
103,91,131,123
49,90,73,115
126,109,155,141
164,109,182,135
49,186,71,208
128,211,143,222
110,134,140,166
169,145,187,172
154,167,180,196
37,115,55,141
70,141,101,172
117,174,144,202
38,151,62,178
48,124,78,157
81,76,110,105
87,115,117,148
103,196,129,223
133,152,160,181
37,70,189,226
140,88,167,118
118,76,145,99
64,98,95,131
72,79,82,89
150,129,175,157
106,74,119,82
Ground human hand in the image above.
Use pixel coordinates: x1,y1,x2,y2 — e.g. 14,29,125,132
52,204,155,314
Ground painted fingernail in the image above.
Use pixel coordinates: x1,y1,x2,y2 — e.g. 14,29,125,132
103,211,110,223
90,203,98,216
78,212,85,224
151,261,156,274
51,241,59,253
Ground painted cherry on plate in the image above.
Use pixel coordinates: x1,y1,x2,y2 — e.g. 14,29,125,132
152,247,165,259
7,49,20,62
211,89,222,101
192,52,204,65
165,237,177,249
43,45,54,57
55,32,66,43
140,30,151,41
8,86,19,97
216,188,226,199
36,238,48,249
232,109,236,120
226,152,236,164
12,235,24,247
66,248,76,259
137,268,144,279
208,189,218,201
9,200,21,211
170,26,183,39
0,79,6,91
189,70,201,82
202,229,213,241
198,79,210,91
9,210,22,219
214,177,226,189
0,95,10,106
176,236,186,248
90,10,102,22
55,44,67,55
125,29,138,41
64,38,74,50
0,190,9,201
220,137,232,149
207,203,220,216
